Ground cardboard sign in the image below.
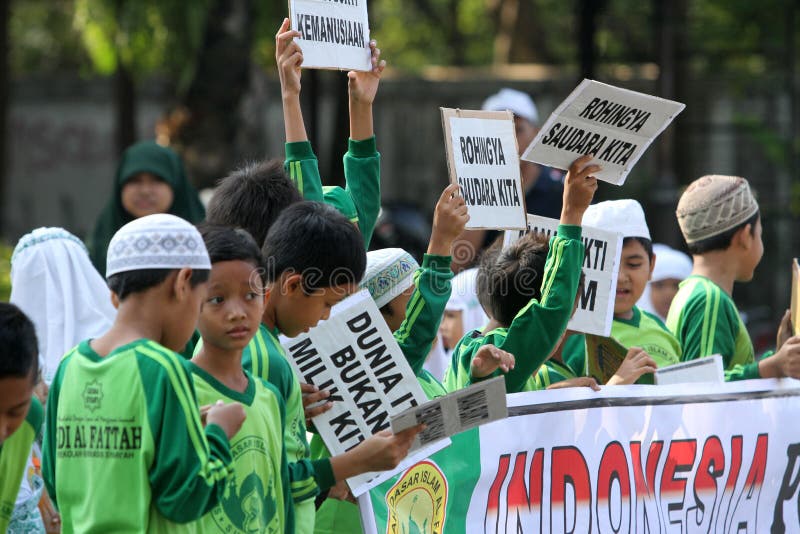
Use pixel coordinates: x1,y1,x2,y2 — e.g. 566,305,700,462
792,259,799,335
280,289,429,494
441,108,527,230
521,79,685,185
390,377,508,449
504,214,623,336
584,334,628,384
655,355,724,385
290,0,371,71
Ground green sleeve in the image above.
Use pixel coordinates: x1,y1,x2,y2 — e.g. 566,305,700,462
342,136,381,247
394,254,454,376
561,334,587,377
42,358,70,509
266,380,296,533
467,225,584,393
285,141,324,202
138,353,233,523
724,362,761,381
26,395,44,440
677,287,737,363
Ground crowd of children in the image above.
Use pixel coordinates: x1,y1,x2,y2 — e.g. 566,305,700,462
1,17,799,534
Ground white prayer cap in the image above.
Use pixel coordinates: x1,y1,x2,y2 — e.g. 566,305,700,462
482,88,539,125
106,213,211,278
651,244,692,282
360,248,419,309
582,199,651,240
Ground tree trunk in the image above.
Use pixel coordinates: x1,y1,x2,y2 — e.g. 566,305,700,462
0,0,9,235
578,0,604,81
113,63,136,155
172,0,254,188
652,0,688,247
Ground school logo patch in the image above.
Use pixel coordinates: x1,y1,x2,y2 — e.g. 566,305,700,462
82,379,104,412
386,460,448,534
212,435,281,534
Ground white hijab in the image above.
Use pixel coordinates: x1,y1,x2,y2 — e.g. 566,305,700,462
425,268,488,381
11,228,116,385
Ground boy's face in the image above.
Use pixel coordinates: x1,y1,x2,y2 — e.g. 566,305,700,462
650,278,682,319
736,217,764,281
614,240,655,318
276,276,356,338
198,260,265,352
381,286,415,333
0,372,34,445
439,310,464,351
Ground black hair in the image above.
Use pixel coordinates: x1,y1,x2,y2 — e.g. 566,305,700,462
198,224,265,282
108,269,209,301
622,236,654,258
686,211,759,255
0,303,39,382
477,232,551,326
206,159,302,247
263,201,366,291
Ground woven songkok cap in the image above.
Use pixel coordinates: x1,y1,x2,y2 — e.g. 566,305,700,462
106,213,211,278
360,248,420,309
676,175,759,244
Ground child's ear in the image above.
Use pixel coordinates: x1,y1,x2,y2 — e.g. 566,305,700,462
281,272,304,296
110,290,120,309
648,253,657,280
172,268,194,301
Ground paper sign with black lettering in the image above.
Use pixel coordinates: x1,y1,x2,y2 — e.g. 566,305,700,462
521,79,685,185
280,289,434,495
441,108,527,230
290,0,371,71
504,214,623,336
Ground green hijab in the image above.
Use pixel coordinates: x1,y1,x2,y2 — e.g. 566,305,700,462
88,141,206,275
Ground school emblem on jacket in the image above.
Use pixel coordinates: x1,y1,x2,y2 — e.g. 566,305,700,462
211,435,280,533
386,460,448,534
82,379,104,412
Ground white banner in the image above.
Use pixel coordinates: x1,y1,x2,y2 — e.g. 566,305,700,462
504,214,623,336
290,0,371,71
280,290,428,494
360,379,800,533
441,108,527,230
470,380,800,533
521,79,685,185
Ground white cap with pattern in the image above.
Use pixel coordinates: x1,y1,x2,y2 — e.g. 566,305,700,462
360,248,420,309
106,214,211,278
582,199,651,240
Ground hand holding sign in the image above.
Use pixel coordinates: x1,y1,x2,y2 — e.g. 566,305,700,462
329,423,426,482
290,0,372,71
348,40,385,106
429,184,469,256
562,154,600,226
276,18,303,97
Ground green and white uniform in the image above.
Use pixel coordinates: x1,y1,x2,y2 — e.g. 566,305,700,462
312,254,453,534
443,225,585,393
666,275,760,381
522,335,584,390
285,139,381,248
42,339,234,533
0,396,43,532
563,307,681,385
188,363,293,534
243,325,335,534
